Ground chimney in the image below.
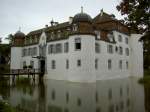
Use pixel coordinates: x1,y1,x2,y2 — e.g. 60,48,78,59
50,19,54,26
45,24,48,28
69,17,73,24
100,9,103,16
55,22,59,26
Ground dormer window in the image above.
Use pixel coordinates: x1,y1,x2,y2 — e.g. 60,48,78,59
35,36,38,43
24,38,27,45
107,32,114,42
57,30,61,38
73,24,78,31
29,37,32,44
51,32,54,39
95,31,100,39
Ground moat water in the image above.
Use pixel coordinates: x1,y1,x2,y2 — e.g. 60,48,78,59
0,76,149,112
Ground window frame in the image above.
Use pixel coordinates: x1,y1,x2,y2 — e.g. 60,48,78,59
75,38,81,51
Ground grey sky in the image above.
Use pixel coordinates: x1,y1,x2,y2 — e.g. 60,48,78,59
0,0,122,43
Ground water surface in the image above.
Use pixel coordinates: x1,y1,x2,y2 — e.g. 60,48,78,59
0,77,147,112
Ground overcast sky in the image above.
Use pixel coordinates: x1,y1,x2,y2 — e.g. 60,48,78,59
0,0,122,43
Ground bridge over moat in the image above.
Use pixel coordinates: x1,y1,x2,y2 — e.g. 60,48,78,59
1,69,44,83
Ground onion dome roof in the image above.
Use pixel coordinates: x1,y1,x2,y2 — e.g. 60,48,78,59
72,7,92,23
14,30,25,38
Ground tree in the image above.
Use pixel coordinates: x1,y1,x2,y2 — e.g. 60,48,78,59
5,34,14,44
0,38,2,43
116,0,150,69
116,0,150,33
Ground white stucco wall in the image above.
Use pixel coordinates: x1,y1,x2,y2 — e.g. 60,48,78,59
46,39,69,80
96,31,130,80
10,47,22,69
22,44,39,69
68,35,95,82
10,31,143,82
46,34,96,82
130,34,143,77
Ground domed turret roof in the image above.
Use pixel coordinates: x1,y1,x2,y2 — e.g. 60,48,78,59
72,7,92,23
14,30,25,38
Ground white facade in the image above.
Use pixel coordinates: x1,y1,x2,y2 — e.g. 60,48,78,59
10,30,143,82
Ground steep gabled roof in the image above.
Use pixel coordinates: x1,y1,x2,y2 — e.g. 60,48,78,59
93,11,117,24
27,22,70,36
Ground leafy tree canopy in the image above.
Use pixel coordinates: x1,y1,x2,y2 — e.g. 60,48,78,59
116,0,150,34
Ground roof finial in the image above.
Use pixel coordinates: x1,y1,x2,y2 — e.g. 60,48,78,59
100,9,103,16
81,6,83,13
19,27,21,31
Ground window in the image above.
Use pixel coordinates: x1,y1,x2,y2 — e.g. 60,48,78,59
119,46,123,55
108,59,112,70
118,35,122,42
75,38,81,50
51,60,56,69
95,43,100,53
57,30,61,38
95,59,98,69
48,44,56,54
30,61,34,68
22,49,26,57
48,44,54,54
31,48,34,56
73,24,78,31
126,61,129,69
28,48,30,56
125,37,128,44
23,61,26,67
95,31,100,39
51,32,54,39
35,36,38,43
125,48,129,56
107,32,114,42
29,37,32,44
24,49,27,56
33,47,37,55
77,60,81,67
115,46,118,52
66,60,69,69
64,42,69,53
119,60,122,69
56,43,62,53
107,45,113,53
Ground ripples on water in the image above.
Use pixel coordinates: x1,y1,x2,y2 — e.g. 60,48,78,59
0,77,147,112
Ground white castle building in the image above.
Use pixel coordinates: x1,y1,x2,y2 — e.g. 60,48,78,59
10,9,143,82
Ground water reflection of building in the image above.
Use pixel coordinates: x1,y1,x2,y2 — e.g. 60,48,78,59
6,78,145,112
10,8,143,82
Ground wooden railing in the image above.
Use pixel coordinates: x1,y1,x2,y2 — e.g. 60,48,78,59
9,69,41,75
